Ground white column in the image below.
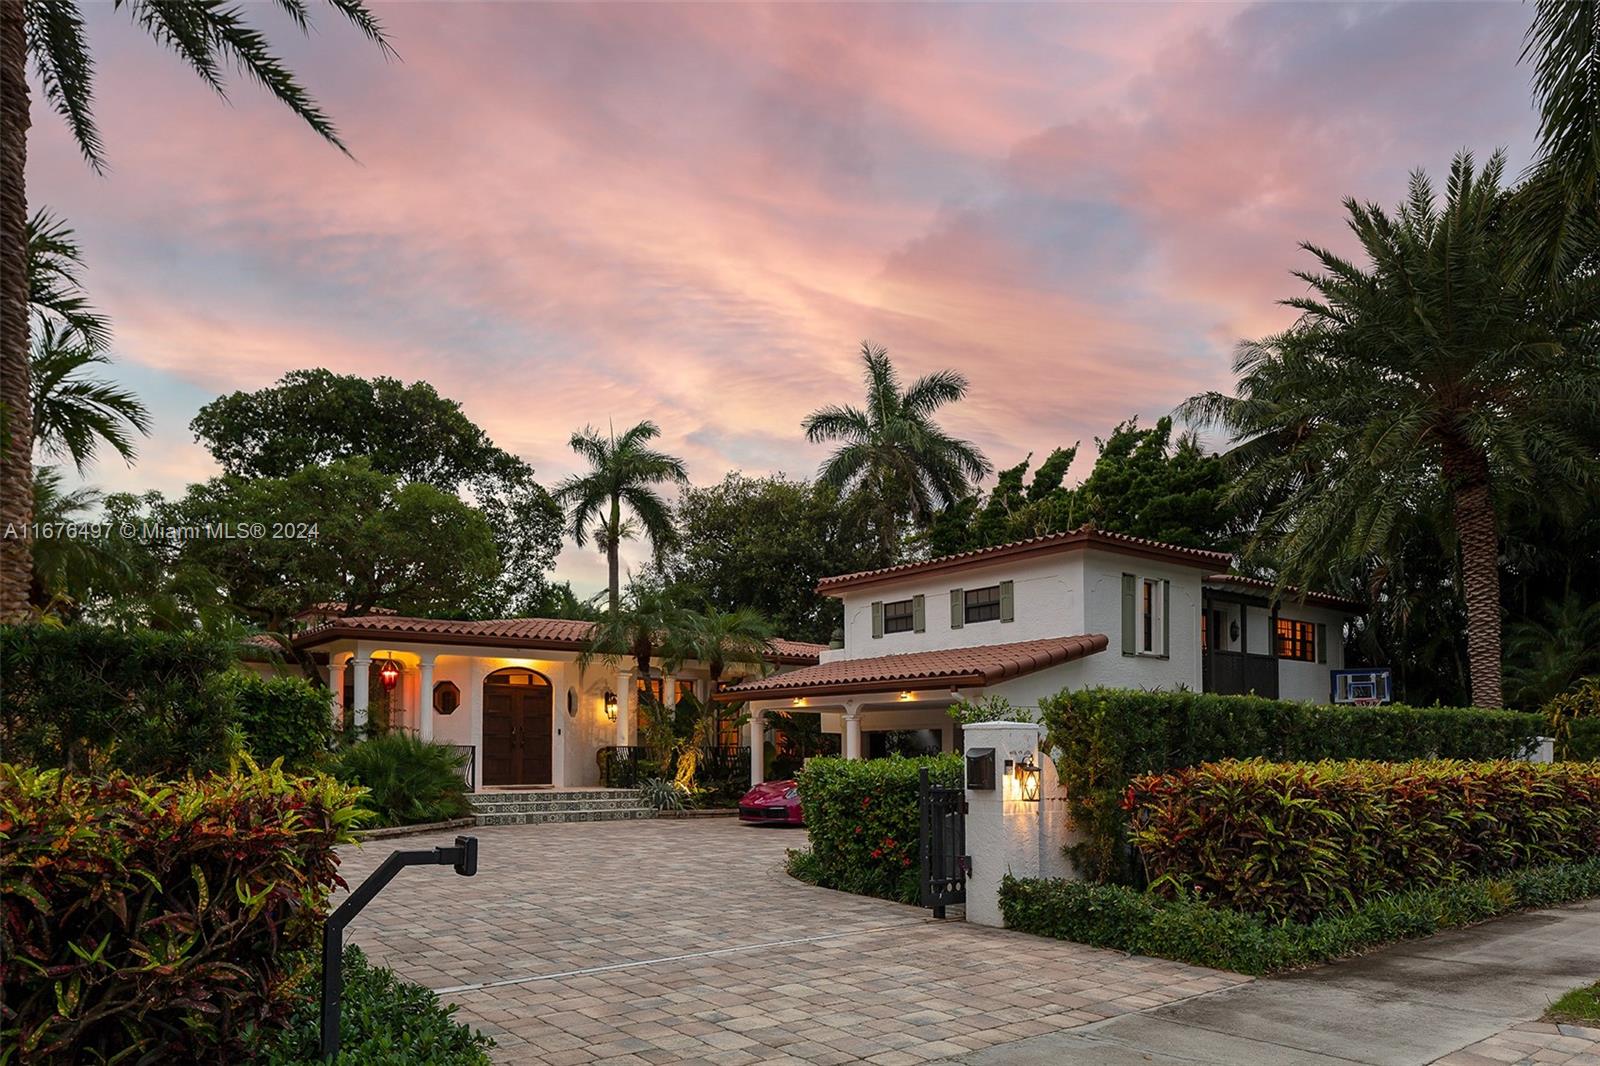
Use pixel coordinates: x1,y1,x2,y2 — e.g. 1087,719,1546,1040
663,674,678,711
749,706,766,786
350,655,371,734
843,705,863,761
328,656,347,732
467,659,485,790
418,655,436,743
615,668,634,748
961,720,1079,927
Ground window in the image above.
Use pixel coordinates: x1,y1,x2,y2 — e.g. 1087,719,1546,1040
1122,574,1169,657
883,598,915,633
1276,618,1316,662
964,585,1001,624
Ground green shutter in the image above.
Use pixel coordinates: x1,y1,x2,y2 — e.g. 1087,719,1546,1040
1121,573,1136,656
999,580,1014,623
1161,580,1171,659
912,594,926,633
871,601,884,639
950,588,964,629
1317,623,1328,664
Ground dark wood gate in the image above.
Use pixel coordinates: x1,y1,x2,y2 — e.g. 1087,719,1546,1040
482,670,553,786
917,767,967,918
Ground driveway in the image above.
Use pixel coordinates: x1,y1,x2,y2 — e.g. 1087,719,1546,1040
335,819,1242,1065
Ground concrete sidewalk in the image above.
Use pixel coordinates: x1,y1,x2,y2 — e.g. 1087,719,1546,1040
950,900,1600,1066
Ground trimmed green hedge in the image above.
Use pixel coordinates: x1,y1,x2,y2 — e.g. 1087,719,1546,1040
793,754,962,903
1040,688,1548,883
1128,759,1600,921
1000,858,1600,975
232,671,334,768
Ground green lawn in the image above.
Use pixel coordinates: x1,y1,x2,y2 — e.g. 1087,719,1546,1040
1546,981,1600,1025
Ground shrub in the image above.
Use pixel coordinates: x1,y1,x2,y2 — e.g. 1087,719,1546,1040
1000,858,1600,975
252,946,493,1065
332,735,472,827
948,694,1026,725
1544,677,1600,760
1040,687,1548,883
232,671,335,768
1126,759,1600,921
0,623,239,774
0,760,365,1061
639,777,687,811
794,754,962,903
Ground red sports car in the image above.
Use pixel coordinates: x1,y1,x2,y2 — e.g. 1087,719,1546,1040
738,779,804,825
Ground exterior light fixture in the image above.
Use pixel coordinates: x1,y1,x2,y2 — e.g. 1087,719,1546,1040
898,691,913,701
603,690,618,721
792,697,805,707
378,658,401,692
1014,754,1041,802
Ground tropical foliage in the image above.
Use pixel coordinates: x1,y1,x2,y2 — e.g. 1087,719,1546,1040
803,342,990,555
0,761,365,1062
330,734,473,828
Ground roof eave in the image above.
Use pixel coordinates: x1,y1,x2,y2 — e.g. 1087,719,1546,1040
713,672,988,703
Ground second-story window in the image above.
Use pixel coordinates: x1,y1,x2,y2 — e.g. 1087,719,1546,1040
965,585,1002,624
883,598,914,633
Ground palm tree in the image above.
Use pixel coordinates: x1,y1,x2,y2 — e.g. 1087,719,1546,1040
1514,0,1599,280
669,606,774,761
555,422,687,614
28,211,148,470
803,342,991,557
1,2,393,619
1183,152,1600,709
28,467,131,614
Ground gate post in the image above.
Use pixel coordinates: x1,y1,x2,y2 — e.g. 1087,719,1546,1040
960,721,1078,927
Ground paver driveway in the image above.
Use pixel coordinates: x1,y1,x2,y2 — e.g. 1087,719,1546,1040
336,819,1243,1065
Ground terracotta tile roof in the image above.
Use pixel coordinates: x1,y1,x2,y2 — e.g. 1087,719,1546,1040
290,615,826,665
1203,574,1364,613
815,526,1232,594
715,634,1108,701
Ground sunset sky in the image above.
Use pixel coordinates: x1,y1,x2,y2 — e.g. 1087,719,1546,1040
31,1,1539,595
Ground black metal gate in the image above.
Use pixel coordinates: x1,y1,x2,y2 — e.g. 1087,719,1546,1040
917,767,967,918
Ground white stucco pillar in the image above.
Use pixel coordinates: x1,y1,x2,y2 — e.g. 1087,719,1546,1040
842,706,863,760
663,674,678,711
615,669,634,748
418,656,436,743
749,707,766,786
328,656,347,731
961,721,1080,927
350,655,370,733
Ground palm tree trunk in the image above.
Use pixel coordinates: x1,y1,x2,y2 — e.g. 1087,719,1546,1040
0,5,31,623
1445,444,1504,708
607,495,621,614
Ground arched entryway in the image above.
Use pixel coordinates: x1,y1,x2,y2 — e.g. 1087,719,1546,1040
482,667,553,786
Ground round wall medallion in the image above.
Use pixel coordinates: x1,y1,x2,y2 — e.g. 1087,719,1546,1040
433,680,461,716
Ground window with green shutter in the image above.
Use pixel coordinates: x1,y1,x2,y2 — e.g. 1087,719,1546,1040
1121,573,1136,655
912,594,926,633
950,588,964,629
871,601,884,639
999,580,1014,623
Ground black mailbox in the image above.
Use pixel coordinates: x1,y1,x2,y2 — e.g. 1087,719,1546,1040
966,747,996,791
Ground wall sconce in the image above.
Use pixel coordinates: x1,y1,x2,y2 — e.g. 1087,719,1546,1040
792,697,806,707
898,690,913,701
603,690,618,722
378,657,401,691
1014,754,1041,802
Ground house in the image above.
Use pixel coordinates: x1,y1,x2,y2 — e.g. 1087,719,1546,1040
255,616,825,790
719,526,1363,786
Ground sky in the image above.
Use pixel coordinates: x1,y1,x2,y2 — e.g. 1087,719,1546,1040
29,1,1540,598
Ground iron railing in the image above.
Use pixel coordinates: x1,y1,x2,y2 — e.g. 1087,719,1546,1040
598,745,654,788
597,745,749,788
446,744,476,792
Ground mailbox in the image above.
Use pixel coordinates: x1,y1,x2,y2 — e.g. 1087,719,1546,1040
966,747,996,791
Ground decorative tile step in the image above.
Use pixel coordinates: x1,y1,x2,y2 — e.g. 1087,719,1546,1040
470,790,645,805
472,807,656,826
467,797,651,814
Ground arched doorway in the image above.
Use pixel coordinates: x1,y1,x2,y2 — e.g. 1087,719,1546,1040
482,667,553,786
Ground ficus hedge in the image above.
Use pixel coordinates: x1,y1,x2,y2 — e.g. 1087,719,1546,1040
1125,759,1600,921
232,671,335,769
1039,687,1549,883
999,858,1600,975
0,760,366,1062
793,754,962,903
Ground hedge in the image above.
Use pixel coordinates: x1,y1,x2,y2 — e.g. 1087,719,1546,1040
1039,688,1548,883
252,946,493,1065
0,761,365,1061
1,623,239,775
999,858,1600,975
1127,759,1600,921
793,754,962,903
233,671,334,768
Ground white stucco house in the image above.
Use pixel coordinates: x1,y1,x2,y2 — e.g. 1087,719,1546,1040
719,526,1363,786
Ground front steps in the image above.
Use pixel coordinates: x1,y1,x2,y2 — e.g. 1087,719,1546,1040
468,789,656,826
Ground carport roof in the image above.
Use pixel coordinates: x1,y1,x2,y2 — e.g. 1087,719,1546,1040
285,615,827,665
715,633,1108,701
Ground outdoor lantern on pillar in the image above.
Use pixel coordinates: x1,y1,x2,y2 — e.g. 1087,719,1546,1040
603,690,618,721
378,657,401,692
1014,754,1041,802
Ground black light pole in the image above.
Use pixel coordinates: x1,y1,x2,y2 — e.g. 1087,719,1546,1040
320,835,478,1059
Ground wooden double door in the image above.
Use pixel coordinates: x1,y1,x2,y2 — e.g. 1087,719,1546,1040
482,670,553,786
